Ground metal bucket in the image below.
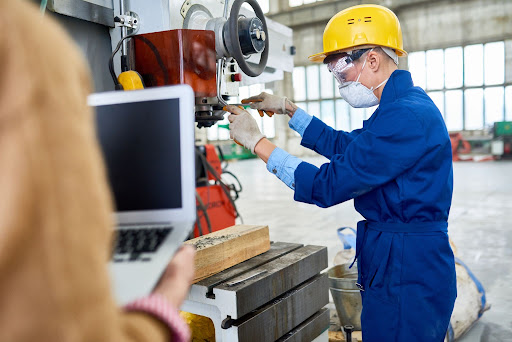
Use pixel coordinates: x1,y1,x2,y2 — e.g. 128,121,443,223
328,264,362,330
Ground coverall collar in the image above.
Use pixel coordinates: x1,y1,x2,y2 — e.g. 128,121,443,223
379,69,415,106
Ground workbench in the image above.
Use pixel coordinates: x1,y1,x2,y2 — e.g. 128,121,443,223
182,242,330,341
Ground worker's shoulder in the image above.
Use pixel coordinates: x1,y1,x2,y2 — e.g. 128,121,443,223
382,87,445,130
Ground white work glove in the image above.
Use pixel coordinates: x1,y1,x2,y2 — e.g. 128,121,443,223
242,92,287,117
225,105,265,154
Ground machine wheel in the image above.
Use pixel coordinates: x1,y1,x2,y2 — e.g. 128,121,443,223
225,0,269,77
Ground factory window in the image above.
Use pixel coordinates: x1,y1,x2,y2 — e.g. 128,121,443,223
289,0,324,8
506,86,512,121
207,84,275,142
408,41,507,131
292,65,376,132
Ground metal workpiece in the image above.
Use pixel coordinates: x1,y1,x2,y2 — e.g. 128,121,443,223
275,308,330,342
232,274,329,342
187,243,328,319
182,242,329,341
197,242,303,292
214,244,328,318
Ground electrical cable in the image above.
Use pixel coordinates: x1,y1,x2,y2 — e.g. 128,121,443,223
197,152,243,224
109,34,134,88
216,145,229,170
222,170,243,194
195,191,213,234
194,192,204,237
195,147,211,207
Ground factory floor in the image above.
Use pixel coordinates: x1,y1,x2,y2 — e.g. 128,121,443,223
227,157,512,342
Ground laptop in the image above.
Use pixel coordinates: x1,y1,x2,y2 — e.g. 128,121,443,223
88,85,196,305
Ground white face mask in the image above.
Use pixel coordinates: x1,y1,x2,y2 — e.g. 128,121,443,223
338,52,388,108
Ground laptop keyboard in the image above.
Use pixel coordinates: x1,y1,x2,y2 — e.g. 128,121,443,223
112,226,173,262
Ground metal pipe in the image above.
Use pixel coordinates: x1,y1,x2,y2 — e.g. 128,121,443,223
119,0,128,55
223,0,230,19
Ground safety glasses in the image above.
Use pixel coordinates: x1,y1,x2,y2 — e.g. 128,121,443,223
325,49,370,84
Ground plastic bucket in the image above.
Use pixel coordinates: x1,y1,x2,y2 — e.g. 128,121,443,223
328,264,362,330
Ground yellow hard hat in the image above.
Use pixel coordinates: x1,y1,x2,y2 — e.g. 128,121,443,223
309,4,407,62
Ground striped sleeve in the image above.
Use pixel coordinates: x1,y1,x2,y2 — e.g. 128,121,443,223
124,294,191,342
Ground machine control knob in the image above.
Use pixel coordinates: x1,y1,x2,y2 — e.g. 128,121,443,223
231,73,243,82
236,17,265,55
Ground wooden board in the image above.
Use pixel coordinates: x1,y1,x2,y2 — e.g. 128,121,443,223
184,225,270,283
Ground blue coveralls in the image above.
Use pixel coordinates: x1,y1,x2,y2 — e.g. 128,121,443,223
293,70,457,341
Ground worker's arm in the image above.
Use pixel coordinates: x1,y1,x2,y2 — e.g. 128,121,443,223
243,92,362,158
255,139,303,190
294,107,428,208
293,110,364,159
0,2,190,341
226,106,304,190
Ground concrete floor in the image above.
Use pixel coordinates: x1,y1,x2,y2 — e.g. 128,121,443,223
226,157,512,341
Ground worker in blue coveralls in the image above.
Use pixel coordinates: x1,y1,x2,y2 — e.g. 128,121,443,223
223,4,457,342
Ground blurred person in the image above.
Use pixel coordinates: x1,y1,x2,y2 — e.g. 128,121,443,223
0,1,194,341
224,4,456,342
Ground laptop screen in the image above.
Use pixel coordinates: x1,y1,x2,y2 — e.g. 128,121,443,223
94,98,182,212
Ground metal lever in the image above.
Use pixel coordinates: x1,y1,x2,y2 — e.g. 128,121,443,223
226,270,267,287
216,58,228,107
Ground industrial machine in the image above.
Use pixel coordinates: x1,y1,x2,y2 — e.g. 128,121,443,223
45,0,293,127
44,2,330,341
46,0,293,233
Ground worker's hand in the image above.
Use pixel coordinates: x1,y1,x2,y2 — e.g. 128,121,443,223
242,92,293,117
225,105,266,153
153,245,196,308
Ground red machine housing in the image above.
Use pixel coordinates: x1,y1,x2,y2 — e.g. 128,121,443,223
134,29,217,97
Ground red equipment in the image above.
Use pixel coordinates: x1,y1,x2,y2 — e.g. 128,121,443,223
134,29,217,97
449,132,472,161
194,185,236,238
194,145,241,238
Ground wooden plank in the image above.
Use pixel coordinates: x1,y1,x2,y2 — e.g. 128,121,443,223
184,225,270,283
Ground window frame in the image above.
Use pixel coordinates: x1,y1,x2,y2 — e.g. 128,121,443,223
292,64,353,131
409,41,507,131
